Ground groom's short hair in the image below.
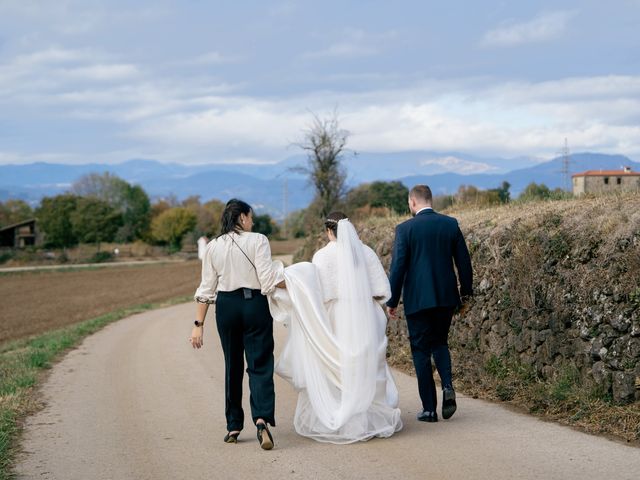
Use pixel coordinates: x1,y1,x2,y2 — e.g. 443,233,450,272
410,185,432,204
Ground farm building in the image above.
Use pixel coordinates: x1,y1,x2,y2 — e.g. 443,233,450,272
0,219,40,248
572,167,640,196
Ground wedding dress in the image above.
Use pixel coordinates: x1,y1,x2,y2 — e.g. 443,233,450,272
270,220,402,443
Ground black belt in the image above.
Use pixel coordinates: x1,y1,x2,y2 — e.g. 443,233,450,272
218,288,262,300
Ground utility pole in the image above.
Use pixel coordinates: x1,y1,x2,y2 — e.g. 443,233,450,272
559,138,572,192
282,176,288,239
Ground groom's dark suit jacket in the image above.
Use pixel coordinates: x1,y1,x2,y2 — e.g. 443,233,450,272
387,208,473,316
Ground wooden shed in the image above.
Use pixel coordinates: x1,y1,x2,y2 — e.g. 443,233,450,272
0,219,39,248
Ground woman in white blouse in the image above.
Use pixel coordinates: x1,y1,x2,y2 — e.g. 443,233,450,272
191,199,284,450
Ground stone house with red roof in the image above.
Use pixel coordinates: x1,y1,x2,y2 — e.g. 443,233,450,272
572,166,640,196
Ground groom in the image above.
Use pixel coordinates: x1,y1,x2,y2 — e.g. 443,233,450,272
387,185,473,422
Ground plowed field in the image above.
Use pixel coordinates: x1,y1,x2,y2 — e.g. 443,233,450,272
0,261,201,344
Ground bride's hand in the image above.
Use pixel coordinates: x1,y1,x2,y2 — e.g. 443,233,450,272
190,326,204,349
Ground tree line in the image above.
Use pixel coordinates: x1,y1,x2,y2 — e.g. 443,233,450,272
0,171,569,250
0,172,278,250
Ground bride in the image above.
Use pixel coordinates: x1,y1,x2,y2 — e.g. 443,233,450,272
270,212,402,444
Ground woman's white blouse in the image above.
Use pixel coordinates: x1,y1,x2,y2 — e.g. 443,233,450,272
194,231,284,304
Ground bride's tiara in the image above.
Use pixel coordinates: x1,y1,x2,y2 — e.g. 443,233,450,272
325,218,349,224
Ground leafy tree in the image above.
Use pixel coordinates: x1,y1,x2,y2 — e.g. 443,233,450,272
519,183,571,202
70,197,122,245
433,194,455,211
117,184,151,242
456,181,510,208
253,213,279,237
71,172,126,202
347,181,409,215
456,185,501,207
180,196,225,237
198,199,225,237
72,172,151,242
296,113,348,218
491,181,511,204
519,182,551,201
370,181,409,213
345,183,372,211
36,194,80,248
151,198,175,219
151,207,197,250
0,199,33,228
284,209,308,238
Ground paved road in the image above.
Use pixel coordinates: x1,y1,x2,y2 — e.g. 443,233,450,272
15,303,640,480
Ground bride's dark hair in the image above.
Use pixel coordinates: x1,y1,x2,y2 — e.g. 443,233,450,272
324,211,348,238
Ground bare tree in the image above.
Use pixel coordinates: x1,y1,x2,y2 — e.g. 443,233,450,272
295,112,349,218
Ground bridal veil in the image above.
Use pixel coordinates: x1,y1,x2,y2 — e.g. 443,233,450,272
271,219,402,443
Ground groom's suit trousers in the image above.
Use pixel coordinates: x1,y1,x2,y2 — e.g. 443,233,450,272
406,306,454,413
216,289,276,431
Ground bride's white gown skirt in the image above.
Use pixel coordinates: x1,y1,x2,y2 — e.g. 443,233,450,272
271,261,403,444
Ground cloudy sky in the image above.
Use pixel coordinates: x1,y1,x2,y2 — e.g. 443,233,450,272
1,0,639,171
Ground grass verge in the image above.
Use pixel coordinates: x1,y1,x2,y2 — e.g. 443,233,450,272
0,295,192,479
386,340,640,444
455,353,640,444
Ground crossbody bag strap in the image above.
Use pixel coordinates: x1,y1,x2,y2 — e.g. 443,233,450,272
228,233,257,272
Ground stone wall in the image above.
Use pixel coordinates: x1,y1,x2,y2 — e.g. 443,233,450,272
355,194,640,406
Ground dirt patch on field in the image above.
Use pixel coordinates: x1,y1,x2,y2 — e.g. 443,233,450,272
0,261,201,344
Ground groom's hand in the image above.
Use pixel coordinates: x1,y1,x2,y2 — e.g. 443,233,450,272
387,307,398,319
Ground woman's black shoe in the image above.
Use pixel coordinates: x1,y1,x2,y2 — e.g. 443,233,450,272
417,411,438,422
224,431,240,443
256,423,274,450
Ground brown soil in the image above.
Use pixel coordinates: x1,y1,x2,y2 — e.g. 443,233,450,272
0,261,201,345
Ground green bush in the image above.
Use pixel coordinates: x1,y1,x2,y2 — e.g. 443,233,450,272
88,251,114,263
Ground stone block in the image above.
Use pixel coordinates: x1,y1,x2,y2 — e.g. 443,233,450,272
535,329,552,346
612,371,636,404
610,314,631,333
591,361,612,393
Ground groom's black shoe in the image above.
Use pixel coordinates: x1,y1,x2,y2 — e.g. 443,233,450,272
442,387,457,419
417,411,438,422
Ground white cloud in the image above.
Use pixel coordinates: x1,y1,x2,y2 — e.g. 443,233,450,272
481,11,575,48
63,64,141,81
302,29,396,59
179,51,240,66
12,47,97,66
0,1,169,36
2,41,640,165
116,74,640,163
303,43,378,59
130,99,309,150
419,156,499,174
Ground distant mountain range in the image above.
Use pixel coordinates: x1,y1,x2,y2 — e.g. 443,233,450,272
1,152,638,218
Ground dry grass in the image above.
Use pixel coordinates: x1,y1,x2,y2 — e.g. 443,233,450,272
347,192,640,444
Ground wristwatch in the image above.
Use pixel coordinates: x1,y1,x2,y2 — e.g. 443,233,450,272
194,320,204,327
